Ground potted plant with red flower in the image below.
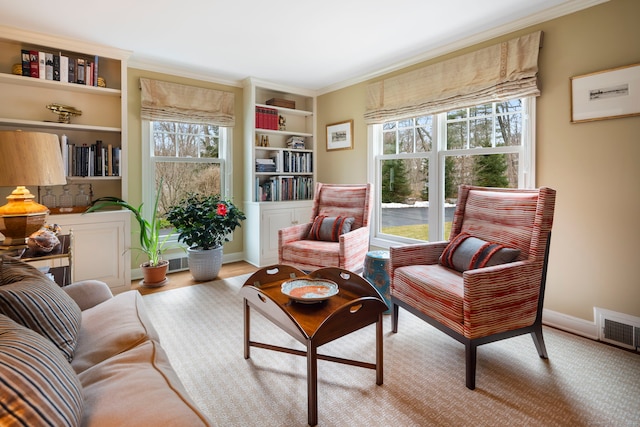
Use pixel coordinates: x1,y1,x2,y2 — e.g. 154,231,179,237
166,193,245,281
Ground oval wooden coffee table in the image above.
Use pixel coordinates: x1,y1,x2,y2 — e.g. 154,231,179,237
241,265,388,426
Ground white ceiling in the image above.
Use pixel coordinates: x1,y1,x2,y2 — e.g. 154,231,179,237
0,0,603,92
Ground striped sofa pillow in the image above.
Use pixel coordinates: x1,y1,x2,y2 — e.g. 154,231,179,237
0,314,83,426
0,256,81,362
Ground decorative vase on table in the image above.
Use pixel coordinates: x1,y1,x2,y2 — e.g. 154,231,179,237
187,246,224,282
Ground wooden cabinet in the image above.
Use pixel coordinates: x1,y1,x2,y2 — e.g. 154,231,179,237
243,78,317,267
49,211,131,294
244,200,313,267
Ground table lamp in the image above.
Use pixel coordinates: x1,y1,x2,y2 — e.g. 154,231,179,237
0,130,67,245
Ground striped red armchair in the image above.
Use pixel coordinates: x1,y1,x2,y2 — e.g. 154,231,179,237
278,183,372,272
389,185,556,389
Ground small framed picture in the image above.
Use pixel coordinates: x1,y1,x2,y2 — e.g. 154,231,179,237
570,63,640,123
326,119,354,151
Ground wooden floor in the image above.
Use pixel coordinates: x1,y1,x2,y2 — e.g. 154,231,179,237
132,261,258,296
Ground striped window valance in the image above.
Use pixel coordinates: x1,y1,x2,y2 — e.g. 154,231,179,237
140,78,235,126
364,31,543,124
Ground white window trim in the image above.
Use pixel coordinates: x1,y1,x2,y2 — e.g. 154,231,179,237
367,98,536,249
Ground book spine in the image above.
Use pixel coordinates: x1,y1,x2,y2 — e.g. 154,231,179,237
45,53,53,80
60,134,69,176
38,51,46,79
107,144,113,176
53,54,60,81
21,50,30,76
68,57,76,83
60,55,69,83
76,58,85,84
93,56,99,87
29,50,39,78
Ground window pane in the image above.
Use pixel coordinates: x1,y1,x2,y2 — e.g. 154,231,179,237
444,153,518,199
469,117,492,148
415,116,432,152
380,158,429,241
153,122,219,158
447,121,466,149
470,103,492,117
447,108,467,120
383,130,396,154
155,162,221,215
495,113,522,146
398,128,413,153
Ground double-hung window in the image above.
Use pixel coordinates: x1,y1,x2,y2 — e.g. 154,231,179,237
141,120,231,226
369,97,535,248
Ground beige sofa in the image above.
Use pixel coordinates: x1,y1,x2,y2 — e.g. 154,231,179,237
0,255,209,426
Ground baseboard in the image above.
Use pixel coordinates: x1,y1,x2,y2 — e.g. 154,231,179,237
542,308,598,340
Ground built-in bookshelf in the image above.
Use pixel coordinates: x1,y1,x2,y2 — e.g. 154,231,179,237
0,25,130,204
0,25,132,293
243,78,317,266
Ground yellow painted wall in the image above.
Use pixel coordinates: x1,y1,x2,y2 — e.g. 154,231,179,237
315,0,640,321
126,69,245,268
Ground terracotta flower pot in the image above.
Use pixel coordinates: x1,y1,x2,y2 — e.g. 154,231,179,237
140,260,169,287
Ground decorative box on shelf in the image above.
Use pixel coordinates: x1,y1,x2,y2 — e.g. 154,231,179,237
266,98,295,109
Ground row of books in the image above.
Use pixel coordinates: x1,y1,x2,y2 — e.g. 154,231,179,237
60,135,120,177
255,106,279,130
21,49,100,86
256,176,314,202
283,151,312,173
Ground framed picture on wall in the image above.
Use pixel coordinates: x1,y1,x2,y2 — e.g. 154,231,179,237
570,63,640,123
326,119,354,151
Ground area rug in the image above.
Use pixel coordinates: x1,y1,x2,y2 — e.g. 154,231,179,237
142,275,640,426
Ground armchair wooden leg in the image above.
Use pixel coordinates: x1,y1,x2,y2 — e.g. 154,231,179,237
531,324,548,359
465,342,477,390
391,303,399,333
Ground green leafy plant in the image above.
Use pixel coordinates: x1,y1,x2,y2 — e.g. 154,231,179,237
166,194,246,250
85,183,171,266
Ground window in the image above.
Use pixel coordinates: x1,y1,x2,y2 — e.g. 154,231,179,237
369,98,535,247
141,120,232,227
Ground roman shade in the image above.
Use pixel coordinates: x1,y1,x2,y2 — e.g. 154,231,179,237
364,31,543,124
140,78,235,126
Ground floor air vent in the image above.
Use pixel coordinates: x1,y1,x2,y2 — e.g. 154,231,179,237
167,257,189,273
595,307,640,351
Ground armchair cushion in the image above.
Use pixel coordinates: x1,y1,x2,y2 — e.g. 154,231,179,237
307,215,355,241
439,232,520,272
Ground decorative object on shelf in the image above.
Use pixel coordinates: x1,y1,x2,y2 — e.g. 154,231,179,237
266,98,295,109
0,131,67,246
97,76,106,88
12,63,22,75
570,63,640,123
46,103,82,124
166,193,246,281
326,119,354,151
278,115,286,131
85,180,172,286
27,227,60,254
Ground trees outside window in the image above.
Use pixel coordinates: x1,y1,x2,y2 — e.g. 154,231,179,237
142,121,230,230
371,98,533,246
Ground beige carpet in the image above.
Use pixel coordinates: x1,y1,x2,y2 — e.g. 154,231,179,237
142,274,640,427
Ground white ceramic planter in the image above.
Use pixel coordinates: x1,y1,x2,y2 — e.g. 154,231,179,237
187,246,223,281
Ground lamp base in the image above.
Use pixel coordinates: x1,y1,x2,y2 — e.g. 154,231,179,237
0,186,49,245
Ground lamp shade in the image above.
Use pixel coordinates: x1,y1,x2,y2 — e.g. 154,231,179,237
0,131,67,186
0,131,67,245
